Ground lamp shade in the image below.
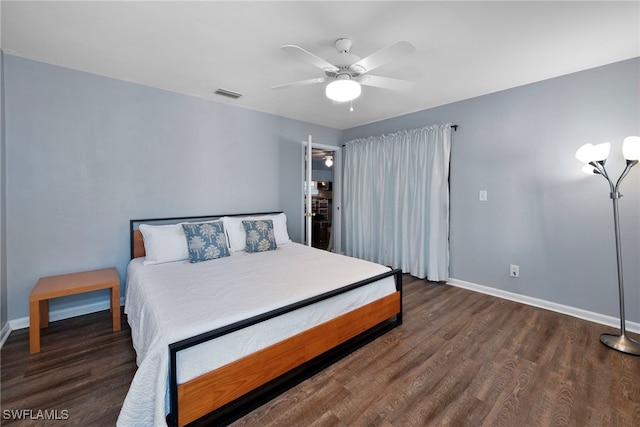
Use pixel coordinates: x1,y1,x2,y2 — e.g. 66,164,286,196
326,79,361,103
575,143,594,163
591,142,611,161
622,136,640,160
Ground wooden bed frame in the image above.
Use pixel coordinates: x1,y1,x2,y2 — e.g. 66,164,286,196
129,213,403,427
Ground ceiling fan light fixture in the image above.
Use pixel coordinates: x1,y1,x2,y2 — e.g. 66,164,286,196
325,77,361,103
325,156,334,167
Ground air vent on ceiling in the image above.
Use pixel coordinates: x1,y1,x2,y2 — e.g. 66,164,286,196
214,88,243,99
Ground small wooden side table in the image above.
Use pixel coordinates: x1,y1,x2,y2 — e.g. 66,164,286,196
29,267,121,354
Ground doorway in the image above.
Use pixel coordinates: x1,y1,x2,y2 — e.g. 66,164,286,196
310,148,333,250
302,142,341,253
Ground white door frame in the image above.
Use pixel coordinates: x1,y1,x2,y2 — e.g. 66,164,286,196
300,136,342,253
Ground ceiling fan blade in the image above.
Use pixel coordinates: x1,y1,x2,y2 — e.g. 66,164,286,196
350,41,415,74
358,75,415,92
281,45,339,73
271,77,328,90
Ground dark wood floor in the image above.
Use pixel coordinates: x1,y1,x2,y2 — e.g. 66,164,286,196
2,276,639,426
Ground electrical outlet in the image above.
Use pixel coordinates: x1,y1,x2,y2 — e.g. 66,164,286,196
510,264,520,278
479,190,488,201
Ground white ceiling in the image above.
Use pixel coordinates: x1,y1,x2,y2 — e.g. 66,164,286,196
2,1,639,130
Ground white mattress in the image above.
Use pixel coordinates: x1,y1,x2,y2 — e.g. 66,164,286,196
117,243,396,426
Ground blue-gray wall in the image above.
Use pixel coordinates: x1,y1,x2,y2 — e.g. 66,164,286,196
344,58,640,323
3,54,638,327
4,55,341,321
312,158,334,182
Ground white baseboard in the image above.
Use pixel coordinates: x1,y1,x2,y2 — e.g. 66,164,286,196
0,322,11,348
447,278,640,334
3,297,125,346
3,280,638,349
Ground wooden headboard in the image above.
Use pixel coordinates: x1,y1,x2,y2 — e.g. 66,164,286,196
132,230,145,259
129,212,285,260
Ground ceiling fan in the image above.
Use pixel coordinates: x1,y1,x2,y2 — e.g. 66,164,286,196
272,38,416,103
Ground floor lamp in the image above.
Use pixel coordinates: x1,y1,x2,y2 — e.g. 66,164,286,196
575,136,640,356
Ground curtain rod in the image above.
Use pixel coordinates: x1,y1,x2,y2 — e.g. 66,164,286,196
341,124,459,147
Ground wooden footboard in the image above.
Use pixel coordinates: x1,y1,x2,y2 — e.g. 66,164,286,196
164,268,402,427
176,291,401,426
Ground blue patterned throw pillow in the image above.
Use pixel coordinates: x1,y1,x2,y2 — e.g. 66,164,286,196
182,221,230,263
242,220,277,253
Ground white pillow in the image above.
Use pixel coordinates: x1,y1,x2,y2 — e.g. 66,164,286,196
223,213,291,252
139,223,189,265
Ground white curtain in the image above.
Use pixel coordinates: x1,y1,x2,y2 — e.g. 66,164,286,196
343,124,452,281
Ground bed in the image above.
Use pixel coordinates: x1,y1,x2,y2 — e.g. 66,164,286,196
117,212,402,427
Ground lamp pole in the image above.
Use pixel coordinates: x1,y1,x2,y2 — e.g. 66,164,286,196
589,158,640,355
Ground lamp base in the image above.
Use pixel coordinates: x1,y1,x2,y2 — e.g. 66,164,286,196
600,333,640,356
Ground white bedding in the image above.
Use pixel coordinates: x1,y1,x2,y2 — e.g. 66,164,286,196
117,243,396,426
